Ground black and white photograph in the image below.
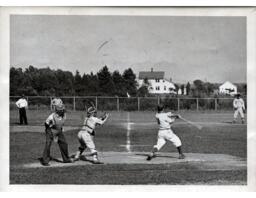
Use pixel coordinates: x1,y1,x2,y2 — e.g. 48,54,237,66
0,6,256,191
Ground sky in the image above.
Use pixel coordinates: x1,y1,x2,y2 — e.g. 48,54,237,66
10,15,246,83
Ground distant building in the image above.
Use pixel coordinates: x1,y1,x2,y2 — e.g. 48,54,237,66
219,81,237,95
137,68,176,94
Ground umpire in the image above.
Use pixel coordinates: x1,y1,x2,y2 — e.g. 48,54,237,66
15,94,28,125
40,104,73,166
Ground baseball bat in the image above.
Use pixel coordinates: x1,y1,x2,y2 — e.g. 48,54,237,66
179,116,203,130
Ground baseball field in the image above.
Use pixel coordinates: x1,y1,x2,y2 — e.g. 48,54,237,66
9,110,247,185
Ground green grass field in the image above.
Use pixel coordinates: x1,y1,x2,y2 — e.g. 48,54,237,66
9,110,247,185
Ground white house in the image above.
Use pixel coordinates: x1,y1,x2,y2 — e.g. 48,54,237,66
137,68,176,94
219,81,237,95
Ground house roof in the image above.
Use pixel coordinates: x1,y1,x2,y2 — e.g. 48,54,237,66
219,81,237,88
139,71,164,79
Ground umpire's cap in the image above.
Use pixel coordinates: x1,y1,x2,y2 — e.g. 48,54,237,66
157,104,164,112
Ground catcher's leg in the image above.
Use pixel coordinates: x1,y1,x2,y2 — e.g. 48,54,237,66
83,132,103,164
74,131,87,160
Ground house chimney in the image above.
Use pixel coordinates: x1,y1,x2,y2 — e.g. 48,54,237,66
151,68,153,72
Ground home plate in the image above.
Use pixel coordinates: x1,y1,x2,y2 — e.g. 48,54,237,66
22,152,246,171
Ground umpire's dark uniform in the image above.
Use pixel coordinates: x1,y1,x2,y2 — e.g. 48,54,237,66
41,105,72,166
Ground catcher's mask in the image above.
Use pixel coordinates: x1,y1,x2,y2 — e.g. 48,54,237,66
87,106,97,116
55,104,65,116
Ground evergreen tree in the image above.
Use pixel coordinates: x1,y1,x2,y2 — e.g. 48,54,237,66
112,70,126,96
186,82,191,96
97,65,115,95
122,68,137,96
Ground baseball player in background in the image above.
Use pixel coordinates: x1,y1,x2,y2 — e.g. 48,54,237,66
15,94,28,125
147,104,185,161
233,93,246,124
73,106,109,164
39,104,73,166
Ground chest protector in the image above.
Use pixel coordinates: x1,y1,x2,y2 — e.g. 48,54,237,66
52,113,65,131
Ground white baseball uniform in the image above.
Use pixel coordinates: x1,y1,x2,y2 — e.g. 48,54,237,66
233,98,245,119
77,115,108,154
154,112,182,151
16,98,28,108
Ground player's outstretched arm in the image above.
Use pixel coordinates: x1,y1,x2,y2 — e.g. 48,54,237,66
170,114,181,119
96,113,110,125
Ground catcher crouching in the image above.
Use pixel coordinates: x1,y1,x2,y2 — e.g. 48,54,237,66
73,106,109,164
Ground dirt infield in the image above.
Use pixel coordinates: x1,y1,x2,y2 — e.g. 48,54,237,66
22,152,246,171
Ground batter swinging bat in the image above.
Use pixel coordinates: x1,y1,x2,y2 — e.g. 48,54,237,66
179,116,203,130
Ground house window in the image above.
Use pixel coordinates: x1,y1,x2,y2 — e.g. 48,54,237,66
164,86,166,90
156,86,160,90
155,79,160,82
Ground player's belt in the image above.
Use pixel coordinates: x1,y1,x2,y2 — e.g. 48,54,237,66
81,125,94,135
159,128,170,130
83,124,93,130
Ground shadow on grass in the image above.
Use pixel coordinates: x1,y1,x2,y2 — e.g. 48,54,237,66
135,153,178,159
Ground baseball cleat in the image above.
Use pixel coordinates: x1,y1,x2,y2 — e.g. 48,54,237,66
38,157,50,166
146,154,156,161
178,154,185,159
42,162,50,166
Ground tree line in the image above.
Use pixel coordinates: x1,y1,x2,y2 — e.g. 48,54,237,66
10,65,138,97
10,65,246,97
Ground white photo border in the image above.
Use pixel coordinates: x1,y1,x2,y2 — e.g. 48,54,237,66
0,6,255,192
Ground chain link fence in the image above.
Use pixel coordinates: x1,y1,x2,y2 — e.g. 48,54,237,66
10,96,246,111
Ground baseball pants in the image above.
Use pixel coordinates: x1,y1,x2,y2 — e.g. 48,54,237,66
19,107,28,125
77,130,97,154
42,128,70,164
234,108,244,119
154,129,182,150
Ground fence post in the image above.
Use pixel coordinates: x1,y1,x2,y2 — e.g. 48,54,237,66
196,98,199,111
117,97,119,111
50,97,52,111
177,98,180,112
27,97,29,110
215,98,217,111
95,97,98,110
73,96,76,111
138,97,140,111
